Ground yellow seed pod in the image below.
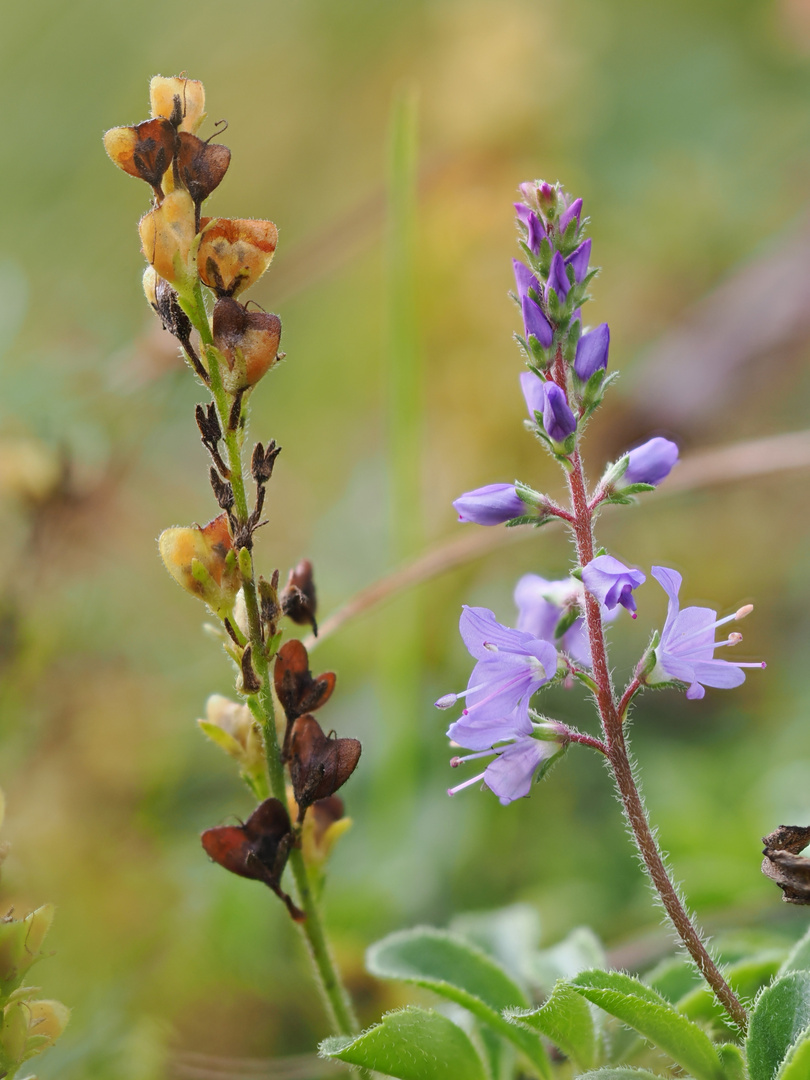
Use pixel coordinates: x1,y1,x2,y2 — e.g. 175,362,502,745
158,513,241,617
26,999,70,1051
197,218,278,297
139,189,197,294
150,75,206,134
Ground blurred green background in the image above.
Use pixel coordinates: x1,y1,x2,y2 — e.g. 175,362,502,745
1,0,810,1075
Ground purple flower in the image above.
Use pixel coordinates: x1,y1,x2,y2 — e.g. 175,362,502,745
559,196,583,234
520,371,546,420
514,573,618,666
435,606,557,730
574,323,610,381
514,202,533,227
582,555,645,617
515,206,547,254
453,483,525,526
513,258,541,302
565,239,591,284
649,566,765,700
547,251,570,302
521,295,554,348
543,383,576,444
448,732,558,805
623,437,679,487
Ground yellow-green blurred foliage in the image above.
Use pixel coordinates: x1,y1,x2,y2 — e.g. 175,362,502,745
1,0,809,1075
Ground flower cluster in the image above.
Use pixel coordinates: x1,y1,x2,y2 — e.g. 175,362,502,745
439,180,764,806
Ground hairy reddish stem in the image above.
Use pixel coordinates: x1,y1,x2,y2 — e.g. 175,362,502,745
566,450,748,1033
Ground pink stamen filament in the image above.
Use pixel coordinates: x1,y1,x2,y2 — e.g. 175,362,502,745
461,669,531,716
448,770,487,796
450,748,498,767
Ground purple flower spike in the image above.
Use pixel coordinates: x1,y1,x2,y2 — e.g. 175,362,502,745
521,295,554,348
574,323,610,381
624,437,679,487
439,606,557,731
547,251,570,302
649,566,766,700
582,555,645,617
565,239,591,284
520,371,546,420
559,197,583,234
453,483,525,526
542,383,576,444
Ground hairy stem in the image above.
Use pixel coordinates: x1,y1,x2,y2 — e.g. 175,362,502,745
183,285,359,1037
566,449,748,1033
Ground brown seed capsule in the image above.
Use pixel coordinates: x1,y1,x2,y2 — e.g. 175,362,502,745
176,132,231,208
103,118,176,196
198,218,278,297
201,798,304,921
280,559,318,634
150,75,206,134
287,713,361,817
762,824,810,905
212,297,282,390
273,639,336,726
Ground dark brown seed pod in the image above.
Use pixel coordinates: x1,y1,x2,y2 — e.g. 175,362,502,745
176,132,231,207
212,297,282,390
280,559,318,634
762,824,810,905
287,713,361,818
201,798,304,920
103,118,176,196
273,639,336,728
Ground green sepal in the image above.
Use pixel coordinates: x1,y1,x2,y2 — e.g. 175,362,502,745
514,481,544,507
553,606,580,641
237,546,253,580
746,971,810,1080
506,980,598,1071
569,969,725,1080
505,515,539,527
600,454,630,489
570,566,583,581
265,631,283,660
636,633,661,681
533,744,567,788
365,926,551,1077
319,1007,488,1080
528,334,554,368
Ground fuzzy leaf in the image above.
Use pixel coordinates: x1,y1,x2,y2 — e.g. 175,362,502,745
746,972,810,1080
449,903,541,986
777,1028,810,1079
530,928,607,992
780,927,810,976
319,1007,487,1080
677,952,784,1023
569,1070,678,1080
506,980,598,1070
570,969,724,1080
367,926,550,1076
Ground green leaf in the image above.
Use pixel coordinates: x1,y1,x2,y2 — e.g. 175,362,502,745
717,1042,747,1080
319,1007,487,1080
746,972,810,1080
449,903,541,986
366,926,550,1077
569,1071,679,1079
777,1027,810,1079
529,926,607,992
570,969,724,1080
780,927,810,976
506,980,598,1071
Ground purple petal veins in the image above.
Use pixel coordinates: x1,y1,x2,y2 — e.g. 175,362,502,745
582,555,646,616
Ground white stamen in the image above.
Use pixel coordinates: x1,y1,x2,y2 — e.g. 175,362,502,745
715,633,743,649
450,749,498,768
677,607,755,648
483,640,499,652
435,682,487,709
448,770,487,796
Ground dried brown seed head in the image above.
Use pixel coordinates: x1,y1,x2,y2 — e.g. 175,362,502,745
103,118,175,195
280,559,318,634
139,189,197,293
273,639,336,726
762,824,810,905
176,132,231,207
212,297,282,390
287,714,361,816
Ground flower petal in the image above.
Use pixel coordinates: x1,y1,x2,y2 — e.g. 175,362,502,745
484,738,552,804
448,707,532,752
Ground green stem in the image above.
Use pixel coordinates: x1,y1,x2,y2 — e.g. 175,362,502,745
182,284,359,1037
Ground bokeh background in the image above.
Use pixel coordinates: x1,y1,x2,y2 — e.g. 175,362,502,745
1,0,810,1075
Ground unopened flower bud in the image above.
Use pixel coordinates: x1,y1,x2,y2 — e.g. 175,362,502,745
1,1000,28,1066
520,370,546,420
198,218,278,298
565,239,591,284
150,75,206,134
574,323,610,382
212,297,282,390
139,189,197,293
559,197,583,235
103,118,176,197
547,251,570,303
158,512,240,617
623,437,679,487
452,483,525,526
542,383,577,446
